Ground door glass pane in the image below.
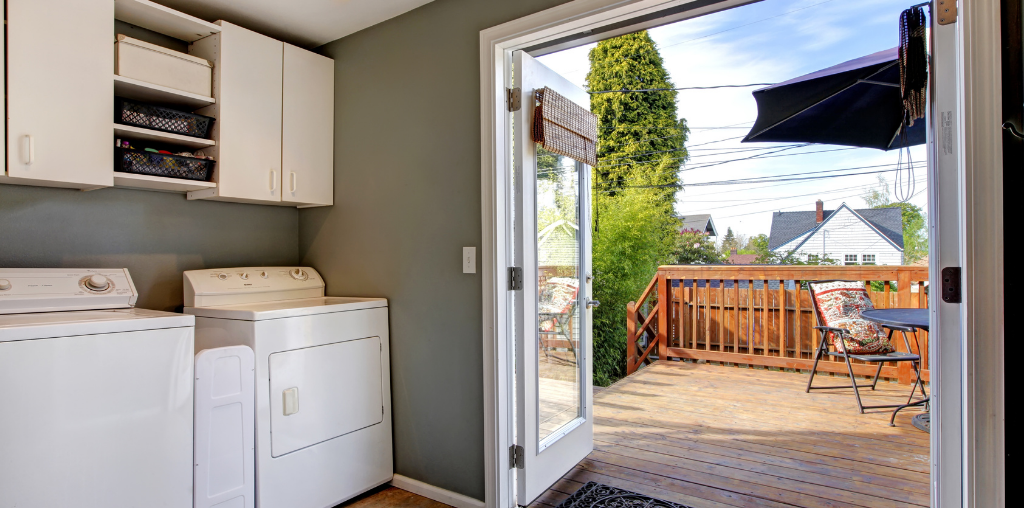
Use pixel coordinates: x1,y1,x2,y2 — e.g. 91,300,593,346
536,146,582,442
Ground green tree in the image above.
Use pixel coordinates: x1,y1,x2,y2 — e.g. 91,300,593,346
863,176,928,263
588,31,688,201
586,31,686,385
676,229,725,264
720,227,738,254
590,187,677,385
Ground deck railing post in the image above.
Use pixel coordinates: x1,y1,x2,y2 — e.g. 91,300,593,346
657,269,669,362
896,269,914,385
626,301,637,375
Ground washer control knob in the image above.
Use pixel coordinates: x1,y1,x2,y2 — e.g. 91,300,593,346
260,271,269,279
218,273,230,281
0,279,11,291
290,268,307,281
239,272,249,280
85,275,109,291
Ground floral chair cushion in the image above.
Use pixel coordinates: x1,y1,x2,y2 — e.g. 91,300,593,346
810,281,894,354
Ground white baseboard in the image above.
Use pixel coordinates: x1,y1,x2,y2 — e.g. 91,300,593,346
390,474,485,508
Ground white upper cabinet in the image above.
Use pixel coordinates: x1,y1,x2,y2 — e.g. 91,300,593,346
282,44,335,207
189,22,284,204
6,0,113,189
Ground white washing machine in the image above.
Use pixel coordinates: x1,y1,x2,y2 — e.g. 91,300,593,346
183,266,393,508
0,268,194,508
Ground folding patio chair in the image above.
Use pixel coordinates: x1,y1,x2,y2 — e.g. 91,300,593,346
805,280,927,414
538,277,579,364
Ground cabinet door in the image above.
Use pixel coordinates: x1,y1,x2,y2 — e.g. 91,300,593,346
282,44,334,207
6,0,113,189
195,22,283,203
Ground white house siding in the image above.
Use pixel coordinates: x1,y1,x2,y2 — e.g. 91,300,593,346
778,207,903,265
774,230,814,254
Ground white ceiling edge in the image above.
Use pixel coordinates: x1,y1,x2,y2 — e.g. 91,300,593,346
153,0,435,48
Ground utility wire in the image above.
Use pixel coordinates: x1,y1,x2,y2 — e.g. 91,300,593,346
590,83,774,94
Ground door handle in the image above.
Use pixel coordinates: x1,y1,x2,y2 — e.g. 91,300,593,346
282,387,299,416
290,171,297,193
24,135,34,165
270,170,277,191
586,299,600,309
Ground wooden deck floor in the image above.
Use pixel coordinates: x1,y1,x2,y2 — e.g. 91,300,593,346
531,361,930,508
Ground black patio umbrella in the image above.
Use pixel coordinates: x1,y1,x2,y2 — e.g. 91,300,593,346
742,48,925,151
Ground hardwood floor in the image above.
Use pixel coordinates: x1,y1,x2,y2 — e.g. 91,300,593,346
530,361,930,508
334,486,451,508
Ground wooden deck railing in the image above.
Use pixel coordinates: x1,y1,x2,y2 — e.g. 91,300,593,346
626,265,930,384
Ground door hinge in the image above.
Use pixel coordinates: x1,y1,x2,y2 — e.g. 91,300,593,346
941,267,961,303
507,87,521,112
509,267,523,291
936,0,957,25
509,444,525,469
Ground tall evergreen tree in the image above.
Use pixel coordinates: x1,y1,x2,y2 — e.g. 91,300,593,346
587,32,688,202
585,31,688,385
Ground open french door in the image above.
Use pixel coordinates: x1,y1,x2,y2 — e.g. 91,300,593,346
511,50,594,506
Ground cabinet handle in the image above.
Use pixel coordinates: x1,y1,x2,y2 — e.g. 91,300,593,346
24,135,34,165
270,170,277,191
290,172,297,193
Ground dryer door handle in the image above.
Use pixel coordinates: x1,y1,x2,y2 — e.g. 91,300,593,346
282,387,299,416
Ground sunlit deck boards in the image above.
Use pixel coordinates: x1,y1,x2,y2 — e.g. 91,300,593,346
530,361,930,508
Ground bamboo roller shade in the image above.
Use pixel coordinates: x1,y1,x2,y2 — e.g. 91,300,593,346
532,87,598,167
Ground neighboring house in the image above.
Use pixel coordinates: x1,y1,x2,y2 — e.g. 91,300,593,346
538,219,578,272
769,200,904,265
679,214,718,239
727,249,758,265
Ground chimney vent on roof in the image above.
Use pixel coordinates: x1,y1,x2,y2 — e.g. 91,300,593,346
730,248,738,255
815,200,824,224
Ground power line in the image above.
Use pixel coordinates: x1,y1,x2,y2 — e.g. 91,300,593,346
716,185,928,219
686,177,927,211
594,164,927,194
590,83,773,94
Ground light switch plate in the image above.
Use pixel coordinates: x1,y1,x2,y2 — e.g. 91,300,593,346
463,247,476,274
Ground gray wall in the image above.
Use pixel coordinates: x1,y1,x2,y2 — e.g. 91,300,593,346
300,0,569,500
0,185,298,311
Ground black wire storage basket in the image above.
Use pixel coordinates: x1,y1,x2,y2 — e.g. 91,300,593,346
116,148,215,181
115,97,214,138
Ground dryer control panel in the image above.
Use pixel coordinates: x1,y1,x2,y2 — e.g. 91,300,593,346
184,267,325,307
0,268,138,314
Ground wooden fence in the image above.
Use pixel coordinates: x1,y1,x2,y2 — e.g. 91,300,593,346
626,265,930,384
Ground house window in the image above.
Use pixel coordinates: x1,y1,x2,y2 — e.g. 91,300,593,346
844,254,858,265
862,254,876,265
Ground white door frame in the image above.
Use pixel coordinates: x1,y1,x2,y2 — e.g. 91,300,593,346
479,1,1004,507
953,0,1005,505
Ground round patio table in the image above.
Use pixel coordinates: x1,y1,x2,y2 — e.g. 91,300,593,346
860,308,930,432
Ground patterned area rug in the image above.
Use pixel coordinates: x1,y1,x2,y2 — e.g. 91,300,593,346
555,482,694,508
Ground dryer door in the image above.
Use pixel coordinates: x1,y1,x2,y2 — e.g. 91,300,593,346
268,337,383,457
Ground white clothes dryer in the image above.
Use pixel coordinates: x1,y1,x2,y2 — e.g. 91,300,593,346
183,267,392,508
0,268,194,508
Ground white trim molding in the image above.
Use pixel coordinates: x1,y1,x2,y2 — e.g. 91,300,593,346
958,0,1006,506
391,474,486,508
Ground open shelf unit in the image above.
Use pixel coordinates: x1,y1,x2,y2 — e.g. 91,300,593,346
111,0,220,195
113,172,217,193
114,0,220,42
114,124,216,149
114,75,215,109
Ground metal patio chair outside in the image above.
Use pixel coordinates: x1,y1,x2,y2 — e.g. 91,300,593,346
538,277,579,364
805,280,927,414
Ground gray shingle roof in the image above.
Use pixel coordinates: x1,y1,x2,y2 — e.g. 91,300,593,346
768,206,903,250
679,214,717,236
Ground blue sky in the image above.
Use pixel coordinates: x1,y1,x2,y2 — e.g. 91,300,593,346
538,0,928,241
